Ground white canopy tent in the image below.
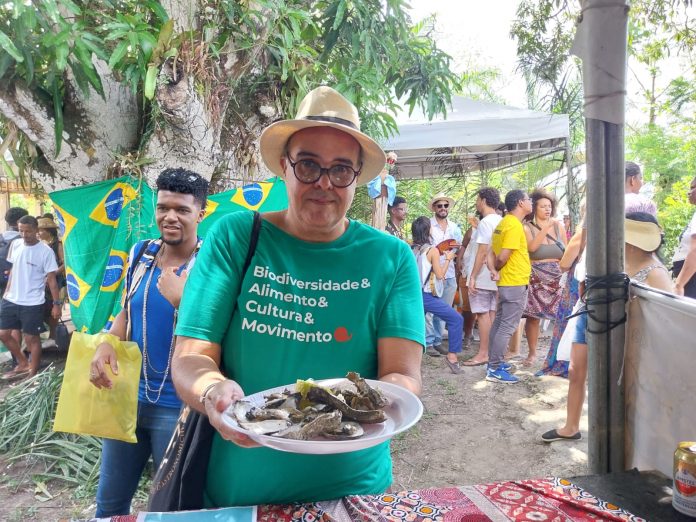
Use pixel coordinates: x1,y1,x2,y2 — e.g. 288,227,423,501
380,96,570,180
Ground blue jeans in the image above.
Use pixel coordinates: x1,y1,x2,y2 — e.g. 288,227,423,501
422,292,463,353
95,402,180,517
425,277,458,346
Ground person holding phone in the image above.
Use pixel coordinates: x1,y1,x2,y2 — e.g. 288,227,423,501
426,193,462,356
412,216,464,373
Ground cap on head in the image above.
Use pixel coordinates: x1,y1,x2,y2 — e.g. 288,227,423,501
259,86,386,185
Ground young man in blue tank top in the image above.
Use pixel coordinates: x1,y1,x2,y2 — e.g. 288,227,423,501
88,168,209,517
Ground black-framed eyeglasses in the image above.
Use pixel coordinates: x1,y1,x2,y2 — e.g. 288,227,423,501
436,203,449,209
286,155,361,188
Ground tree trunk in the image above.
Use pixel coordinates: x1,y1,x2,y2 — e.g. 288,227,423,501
0,2,279,194
0,58,139,191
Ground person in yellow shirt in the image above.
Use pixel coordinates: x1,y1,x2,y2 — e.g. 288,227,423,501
485,190,532,383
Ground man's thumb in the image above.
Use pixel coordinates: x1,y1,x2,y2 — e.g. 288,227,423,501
110,355,119,375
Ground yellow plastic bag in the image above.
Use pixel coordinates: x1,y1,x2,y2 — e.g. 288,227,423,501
54,332,142,442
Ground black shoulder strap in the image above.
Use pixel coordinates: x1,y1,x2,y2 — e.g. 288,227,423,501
241,212,262,279
531,222,565,253
221,212,261,369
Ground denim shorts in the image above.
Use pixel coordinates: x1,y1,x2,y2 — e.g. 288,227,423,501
573,309,588,344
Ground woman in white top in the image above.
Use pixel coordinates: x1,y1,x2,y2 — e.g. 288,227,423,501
412,216,463,374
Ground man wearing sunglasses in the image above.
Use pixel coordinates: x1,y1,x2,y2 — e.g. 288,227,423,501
172,87,424,508
425,193,462,356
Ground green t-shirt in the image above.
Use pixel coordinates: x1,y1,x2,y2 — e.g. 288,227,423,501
176,211,425,507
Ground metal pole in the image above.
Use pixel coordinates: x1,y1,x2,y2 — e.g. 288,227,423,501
606,122,626,473
572,0,629,475
585,119,625,474
564,138,577,233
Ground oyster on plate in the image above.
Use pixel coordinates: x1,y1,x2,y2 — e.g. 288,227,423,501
230,372,388,441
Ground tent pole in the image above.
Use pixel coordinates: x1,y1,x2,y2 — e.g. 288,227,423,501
585,119,625,474
563,138,577,232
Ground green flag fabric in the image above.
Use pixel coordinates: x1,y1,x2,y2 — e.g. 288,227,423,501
49,176,287,333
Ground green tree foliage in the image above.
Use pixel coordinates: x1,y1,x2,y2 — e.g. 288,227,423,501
628,124,696,202
510,0,584,224
658,177,694,260
0,0,460,188
628,125,696,258
512,0,696,247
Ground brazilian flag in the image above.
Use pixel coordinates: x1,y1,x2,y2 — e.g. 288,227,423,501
49,176,287,333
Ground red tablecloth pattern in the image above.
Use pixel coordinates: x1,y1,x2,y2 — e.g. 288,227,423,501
254,477,645,522
97,477,647,521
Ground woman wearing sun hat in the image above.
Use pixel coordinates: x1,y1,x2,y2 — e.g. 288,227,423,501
37,216,66,339
624,212,673,290
541,212,671,443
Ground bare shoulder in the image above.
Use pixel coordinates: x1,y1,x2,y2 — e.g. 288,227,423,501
647,265,674,293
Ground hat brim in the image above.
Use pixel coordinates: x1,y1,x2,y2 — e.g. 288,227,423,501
260,120,386,186
430,196,455,209
625,219,661,252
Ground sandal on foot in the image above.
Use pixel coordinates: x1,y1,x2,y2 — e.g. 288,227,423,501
541,429,581,442
444,359,462,374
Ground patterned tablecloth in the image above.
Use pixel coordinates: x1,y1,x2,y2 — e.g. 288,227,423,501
101,477,647,522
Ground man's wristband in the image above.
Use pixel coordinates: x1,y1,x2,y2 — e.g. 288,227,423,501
52,300,62,305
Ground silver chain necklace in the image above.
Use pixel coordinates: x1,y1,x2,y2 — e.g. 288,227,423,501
140,245,194,404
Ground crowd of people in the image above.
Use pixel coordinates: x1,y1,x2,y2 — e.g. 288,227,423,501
384,161,695,390
0,210,66,380
2,85,695,516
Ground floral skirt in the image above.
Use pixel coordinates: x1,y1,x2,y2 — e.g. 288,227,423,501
524,261,563,320
537,270,580,377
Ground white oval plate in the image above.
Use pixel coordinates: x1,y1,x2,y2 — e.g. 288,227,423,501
221,378,423,455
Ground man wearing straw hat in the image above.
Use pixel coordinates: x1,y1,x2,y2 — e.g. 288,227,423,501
173,86,424,507
425,192,462,356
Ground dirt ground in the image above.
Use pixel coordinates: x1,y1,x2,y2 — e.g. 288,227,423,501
391,334,589,491
0,333,588,521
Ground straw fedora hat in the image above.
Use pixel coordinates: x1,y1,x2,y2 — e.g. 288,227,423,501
625,217,661,252
429,193,455,209
260,86,386,185
37,217,58,229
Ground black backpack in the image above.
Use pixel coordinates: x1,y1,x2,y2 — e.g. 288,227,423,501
0,233,20,291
